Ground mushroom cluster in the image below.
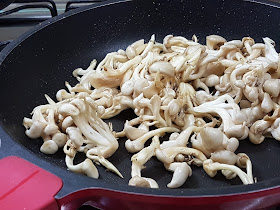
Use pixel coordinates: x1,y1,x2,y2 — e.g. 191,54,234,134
23,34,280,188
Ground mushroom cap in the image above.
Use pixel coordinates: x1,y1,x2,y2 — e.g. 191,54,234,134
263,79,280,98
82,159,99,179
52,132,67,148
25,121,47,139
205,74,220,87
58,103,80,116
210,150,238,165
40,140,58,154
236,153,250,168
44,124,59,136
66,126,84,146
129,175,159,188
167,162,192,188
203,159,218,177
200,127,223,151
206,35,226,50
149,61,175,76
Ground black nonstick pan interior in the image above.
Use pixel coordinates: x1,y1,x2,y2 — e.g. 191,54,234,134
1,0,280,197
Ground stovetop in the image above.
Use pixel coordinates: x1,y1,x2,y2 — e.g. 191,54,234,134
0,0,104,49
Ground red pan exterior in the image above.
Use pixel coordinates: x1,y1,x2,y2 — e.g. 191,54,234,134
58,187,280,209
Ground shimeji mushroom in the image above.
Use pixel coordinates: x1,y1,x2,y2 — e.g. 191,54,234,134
210,150,238,165
191,95,249,139
241,105,266,127
66,152,99,179
63,138,99,179
128,176,159,188
156,146,207,164
191,127,239,165
58,95,122,177
249,119,272,144
206,35,227,50
203,159,254,184
160,126,201,149
58,97,118,156
40,139,59,155
23,103,68,155
263,79,280,98
125,127,180,153
101,94,133,119
204,127,239,153
122,118,150,140
149,61,175,76
263,37,279,63
164,162,192,188
24,34,280,188
23,106,48,139
129,135,160,188
86,154,123,178
236,153,254,182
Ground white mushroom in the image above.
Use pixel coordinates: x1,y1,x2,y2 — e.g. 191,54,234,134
131,135,160,177
210,150,237,165
24,106,48,139
164,162,192,188
203,159,254,185
200,127,223,152
261,92,274,113
156,146,207,164
25,34,280,188
128,175,159,188
149,61,175,76
65,154,99,179
263,79,280,97
191,95,248,139
66,126,84,146
236,153,254,182
249,119,271,144
52,132,67,148
40,140,58,154
129,136,160,188
263,37,278,63
206,35,227,50
125,127,179,153
160,126,200,149
205,74,220,87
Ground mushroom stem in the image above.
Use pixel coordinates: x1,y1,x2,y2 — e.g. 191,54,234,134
125,127,179,153
128,175,159,188
156,146,207,164
164,162,192,188
203,159,254,184
160,126,201,149
236,153,254,182
87,154,123,178
131,135,160,177
65,152,99,179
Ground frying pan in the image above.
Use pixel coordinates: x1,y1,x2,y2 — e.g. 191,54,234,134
1,0,280,209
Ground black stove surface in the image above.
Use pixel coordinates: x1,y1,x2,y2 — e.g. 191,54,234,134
0,0,103,47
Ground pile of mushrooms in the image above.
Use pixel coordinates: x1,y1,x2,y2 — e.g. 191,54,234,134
23,34,280,188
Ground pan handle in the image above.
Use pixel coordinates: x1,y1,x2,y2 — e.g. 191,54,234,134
0,156,62,209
